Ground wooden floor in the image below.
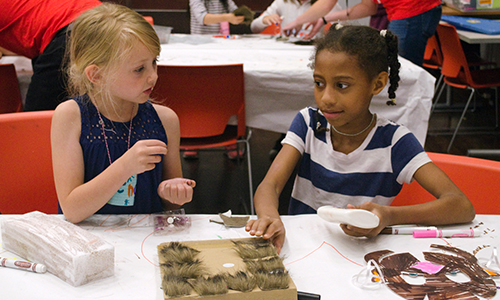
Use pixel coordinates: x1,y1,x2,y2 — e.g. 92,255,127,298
181,83,500,216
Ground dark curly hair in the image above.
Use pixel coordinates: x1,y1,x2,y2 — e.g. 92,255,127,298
312,24,400,105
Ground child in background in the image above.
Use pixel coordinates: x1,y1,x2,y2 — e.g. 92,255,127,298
250,0,342,35
51,3,195,224
245,24,475,253
190,0,245,34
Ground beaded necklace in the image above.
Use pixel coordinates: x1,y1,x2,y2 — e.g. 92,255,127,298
331,114,375,137
97,109,133,164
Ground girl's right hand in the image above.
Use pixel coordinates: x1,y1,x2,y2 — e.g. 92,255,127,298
245,216,286,253
263,14,282,26
123,139,167,175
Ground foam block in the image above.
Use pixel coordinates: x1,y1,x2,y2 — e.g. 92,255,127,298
1,211,114,286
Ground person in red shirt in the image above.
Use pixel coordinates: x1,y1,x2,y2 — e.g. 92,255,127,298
282,0,441,67
0,0,101,111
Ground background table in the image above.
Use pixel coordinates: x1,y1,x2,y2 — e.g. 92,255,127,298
455,27,500,64
159,34,434,145
457,29,500,44
1,213,499,299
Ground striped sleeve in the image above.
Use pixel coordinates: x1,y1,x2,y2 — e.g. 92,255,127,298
189,0,209,24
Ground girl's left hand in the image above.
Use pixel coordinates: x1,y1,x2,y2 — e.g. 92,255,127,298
339,203,389,238
158,178,196,205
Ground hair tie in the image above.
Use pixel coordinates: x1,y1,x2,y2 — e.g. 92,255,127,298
386,98,396,106
380,30,387,37
335,23,343,30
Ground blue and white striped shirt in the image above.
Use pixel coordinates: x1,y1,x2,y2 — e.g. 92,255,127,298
283,107,431,214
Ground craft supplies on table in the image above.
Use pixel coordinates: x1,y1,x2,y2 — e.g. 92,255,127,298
1,211,114,286
0,213,498,299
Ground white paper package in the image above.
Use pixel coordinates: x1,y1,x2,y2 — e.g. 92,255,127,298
1,211,114,286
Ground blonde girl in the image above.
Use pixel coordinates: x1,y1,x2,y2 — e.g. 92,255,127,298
51,3,195,223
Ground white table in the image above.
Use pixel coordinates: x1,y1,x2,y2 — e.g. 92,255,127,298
1,213,499,300
456,29,500,64
0,34,435,145
457,29,500,44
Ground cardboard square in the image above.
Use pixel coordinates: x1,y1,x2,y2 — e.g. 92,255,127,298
158,238,297,299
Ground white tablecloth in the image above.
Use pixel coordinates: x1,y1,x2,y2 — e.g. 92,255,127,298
1,34,435,145
1,213,499,300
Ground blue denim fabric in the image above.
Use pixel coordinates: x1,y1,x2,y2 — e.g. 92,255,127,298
388,5,442,66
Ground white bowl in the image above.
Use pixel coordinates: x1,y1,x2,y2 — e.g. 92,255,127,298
153,25,173,44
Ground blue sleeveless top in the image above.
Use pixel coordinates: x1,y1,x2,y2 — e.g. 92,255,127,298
73,95,168,214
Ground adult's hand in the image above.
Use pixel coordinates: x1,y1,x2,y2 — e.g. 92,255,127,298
282,21,303,36
304,19,324,39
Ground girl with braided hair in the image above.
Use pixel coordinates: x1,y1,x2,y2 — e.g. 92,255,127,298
246,25,474,253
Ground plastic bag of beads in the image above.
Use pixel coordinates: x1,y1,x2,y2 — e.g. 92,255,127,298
153,208,191,235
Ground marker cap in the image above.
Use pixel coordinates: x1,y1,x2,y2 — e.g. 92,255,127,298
34,263,47,273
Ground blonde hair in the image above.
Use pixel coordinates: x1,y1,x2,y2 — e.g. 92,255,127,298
66,3,160,106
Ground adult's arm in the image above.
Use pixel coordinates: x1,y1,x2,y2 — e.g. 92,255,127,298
283,0,377,35
324,0,378,23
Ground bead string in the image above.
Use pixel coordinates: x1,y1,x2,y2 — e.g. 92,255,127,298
97,109,133,165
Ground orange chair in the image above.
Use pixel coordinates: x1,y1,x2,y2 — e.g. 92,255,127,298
151,64,254,214
0,64,23,113
433,23,500,153
143,16,154,25
392,152,500,214
423,34,447,112
426,31,496,115
0,111,58,214
423,35,444,95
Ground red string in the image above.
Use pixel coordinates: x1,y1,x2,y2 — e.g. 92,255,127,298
141,231,158,267
285,241,364,267
99,215,111,227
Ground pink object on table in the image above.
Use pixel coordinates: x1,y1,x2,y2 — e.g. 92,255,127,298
412,261,444,274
